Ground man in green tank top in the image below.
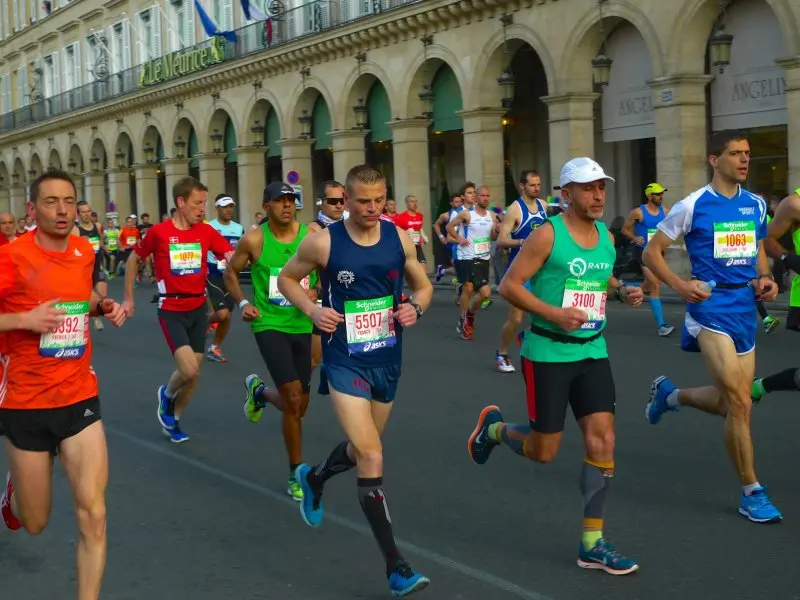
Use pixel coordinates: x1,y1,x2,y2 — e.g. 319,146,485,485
224,181,318,501
466,158,644,576
751,186,800,402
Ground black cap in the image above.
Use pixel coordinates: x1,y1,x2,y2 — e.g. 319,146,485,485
263,182,297,203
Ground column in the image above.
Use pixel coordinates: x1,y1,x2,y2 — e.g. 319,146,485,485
390,118,433,270
236,146,266,228
83,172,107,223
134,163,159,220
162,158,189,210
195,153,226,215
330,130,367,182
541,93,599,188
107,168,132,224
777,57,800,188
9,186,25,217
458,108,506,191
278,138,315,223
0,188,9,213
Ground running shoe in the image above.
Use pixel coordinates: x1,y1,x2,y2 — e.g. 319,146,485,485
495,353,515,373
751,378,765,403
163,422,189,444
434,265,446,282
206,346,228,363
157,385,176,431
763,315,780,334
468,405,502,465
658,325,675,337
243,374,267,423
388,563,430,597
646,375,679,425
577,538,639,575
294,464,323,527
739,487,782,523
1,473,21,531
93,317,104,331
480,298,493,310
287,476,303,501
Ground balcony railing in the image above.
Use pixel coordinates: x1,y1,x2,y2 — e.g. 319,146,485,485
0,0,422,134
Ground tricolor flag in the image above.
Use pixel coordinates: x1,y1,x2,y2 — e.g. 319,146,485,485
241,0,273,45
194,0,237,43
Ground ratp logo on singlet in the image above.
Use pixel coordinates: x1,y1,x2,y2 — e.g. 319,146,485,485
568,257,610,277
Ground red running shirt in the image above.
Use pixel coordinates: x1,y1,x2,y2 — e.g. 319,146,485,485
134,220,232,312
395,211,424,246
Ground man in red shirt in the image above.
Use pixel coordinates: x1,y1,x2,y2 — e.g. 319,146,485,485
0,170,126,600
395,195,428,265
380,198,398,223
122,177,232,443
0,212,17,246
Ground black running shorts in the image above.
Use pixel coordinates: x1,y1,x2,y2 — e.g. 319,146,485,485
0,397,102,453
454,258,490,289
254,330,312,393
521,358,616,434
158,306,208,354
206,272,235,312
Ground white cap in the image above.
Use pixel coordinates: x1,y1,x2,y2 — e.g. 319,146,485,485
215,196,235,207
128,214,137,219
558,157,615,188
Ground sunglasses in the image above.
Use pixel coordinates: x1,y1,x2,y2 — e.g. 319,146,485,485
324,197,345,205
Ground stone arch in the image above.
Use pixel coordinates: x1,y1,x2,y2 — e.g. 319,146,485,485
113,131,135,167
668,0,799,74
138,115,166,162
204,99,240,153
47,147,62,171
243,89,283,145
338,63,396,130
172,114,200,156
89,137,108,172
559,0,664,92
285,75,337,139
12,156,25,186
0,160,9,187
142,124,164,163
401,43,468,118
471,24,557,105
68,143,85,175
29,153,43,179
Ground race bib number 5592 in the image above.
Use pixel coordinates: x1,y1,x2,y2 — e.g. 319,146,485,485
39,301,89,358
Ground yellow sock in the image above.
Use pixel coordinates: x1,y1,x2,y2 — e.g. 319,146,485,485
582,529,602,551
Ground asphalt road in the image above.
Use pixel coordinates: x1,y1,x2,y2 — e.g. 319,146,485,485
2,282,800,600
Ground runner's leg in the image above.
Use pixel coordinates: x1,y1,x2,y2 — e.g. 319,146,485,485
3,441,53,532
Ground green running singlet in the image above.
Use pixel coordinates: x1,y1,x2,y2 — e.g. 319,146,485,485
250,222,318,335
521,214,615,363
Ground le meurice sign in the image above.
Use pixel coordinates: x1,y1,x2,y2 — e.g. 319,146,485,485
139,37,226,87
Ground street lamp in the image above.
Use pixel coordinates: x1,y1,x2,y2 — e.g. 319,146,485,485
591,50,613,88
298,110,312,139
418,84,434,119
353,97,368,129
210,129,223,153
27,168,36,180
251,120,265,147
144,144,155,164
12,172,19,185
174,136,186,159
709,26,734,73
67,159,77,176
497,68,516,109
115,151,126,169
90,154,100,172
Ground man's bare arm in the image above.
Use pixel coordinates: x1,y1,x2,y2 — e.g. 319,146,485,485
497,202,522,249
277,232,328,319
397,228,433,311
224,229,259,305
498,224,557,320
765,193,800,260
446,210,469,241
621,208,642,243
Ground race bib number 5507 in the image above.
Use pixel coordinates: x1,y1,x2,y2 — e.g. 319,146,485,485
344,296,396,353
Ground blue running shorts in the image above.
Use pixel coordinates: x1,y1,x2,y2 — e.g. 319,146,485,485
318,363,402,403
681,310,757,355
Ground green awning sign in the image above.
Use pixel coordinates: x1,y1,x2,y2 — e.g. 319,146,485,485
140,37,226,87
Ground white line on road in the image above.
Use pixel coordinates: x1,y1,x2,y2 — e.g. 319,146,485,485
107,426,554,600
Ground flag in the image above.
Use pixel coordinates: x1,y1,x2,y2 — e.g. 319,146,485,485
241,0,272,46
194,0,237,43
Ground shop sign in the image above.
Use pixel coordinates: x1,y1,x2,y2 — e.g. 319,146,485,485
139,37,226,87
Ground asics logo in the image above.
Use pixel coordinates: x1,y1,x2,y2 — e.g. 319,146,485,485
726,258,748,266
55,348,80,358
361,341,387,352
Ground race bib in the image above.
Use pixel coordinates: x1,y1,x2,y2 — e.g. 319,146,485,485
647,229,657,243
473,236,491,257
169,242,202,275
89,236,100,253
344,296,396,353
713,221,757,266
39,301,89,358
562,279,607,330
126,236,137,246
107,235,119,251
409,230,421,245
268,267,310,306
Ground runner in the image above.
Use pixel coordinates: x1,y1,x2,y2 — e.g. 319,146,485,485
104,217,120,278
121,177,233,443
620,183,675,337
395,195,428,265
225,181,317,501
467,157,643,575
118,216,140,276
447,185,499,340
644,129,781,523
494,170,548,372
0,169,127,600
0,211,17,246
380,198,398,223
432,193,464,283
280,164,433,596
205,193,245,363
73,201,107,331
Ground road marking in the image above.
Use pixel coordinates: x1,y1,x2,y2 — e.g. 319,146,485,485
107,426,554,600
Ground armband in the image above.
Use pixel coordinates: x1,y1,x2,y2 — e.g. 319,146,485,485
238,299,250,310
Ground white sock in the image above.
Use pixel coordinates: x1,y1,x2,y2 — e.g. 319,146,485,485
743,482,761,495
666,389,681,409
209,344,218,351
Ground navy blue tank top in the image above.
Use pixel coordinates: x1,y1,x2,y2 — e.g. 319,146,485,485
320,219,406,367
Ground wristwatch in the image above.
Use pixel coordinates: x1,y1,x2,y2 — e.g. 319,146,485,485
410,302,424,320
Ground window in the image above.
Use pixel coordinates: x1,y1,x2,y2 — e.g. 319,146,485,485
16,66,28,107
109,20,131,73
63,43,81,90
43,54,60,97
137,6,162,63
0,75,12,114
169,0,195,51
210,0,232,37
29,0,36,23
13,0,20,31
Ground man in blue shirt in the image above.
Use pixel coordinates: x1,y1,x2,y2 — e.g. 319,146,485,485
642,130,781,524
206,194,245,363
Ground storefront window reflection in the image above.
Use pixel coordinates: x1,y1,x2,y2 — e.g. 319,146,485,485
746,126,788,198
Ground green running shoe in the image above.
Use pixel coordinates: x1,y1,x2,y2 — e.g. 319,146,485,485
243,374,267,423
751,378,765,404
763,315,780,334
287,476,304,501
481,298,493,309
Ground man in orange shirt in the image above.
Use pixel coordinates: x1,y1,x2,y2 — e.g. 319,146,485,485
0,211,17,246
0,170,126,600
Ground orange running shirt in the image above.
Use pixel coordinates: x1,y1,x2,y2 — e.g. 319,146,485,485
0,233,99,410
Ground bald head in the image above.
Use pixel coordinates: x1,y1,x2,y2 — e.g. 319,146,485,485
0,212,16,239
476,186,490,208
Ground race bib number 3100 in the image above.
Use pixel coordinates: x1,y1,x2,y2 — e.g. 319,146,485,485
39,301,89,358
169,242,203,275
562,279,607,330
344,296,396,353
713,221,757,266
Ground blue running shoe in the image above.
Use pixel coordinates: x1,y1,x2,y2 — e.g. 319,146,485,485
467,405,503,465
157,385,176,431
295,464,323,528
646,375,679,425
739,487,782,523
434,265,445,282
162,422,189,444
577,538,639,576
388,564,430,597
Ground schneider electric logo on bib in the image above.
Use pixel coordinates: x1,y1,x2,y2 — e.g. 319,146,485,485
568,258,610,278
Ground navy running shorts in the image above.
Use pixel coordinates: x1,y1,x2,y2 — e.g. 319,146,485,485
318,363,401,403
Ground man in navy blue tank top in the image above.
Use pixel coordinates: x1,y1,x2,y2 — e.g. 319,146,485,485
277,165,433,596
